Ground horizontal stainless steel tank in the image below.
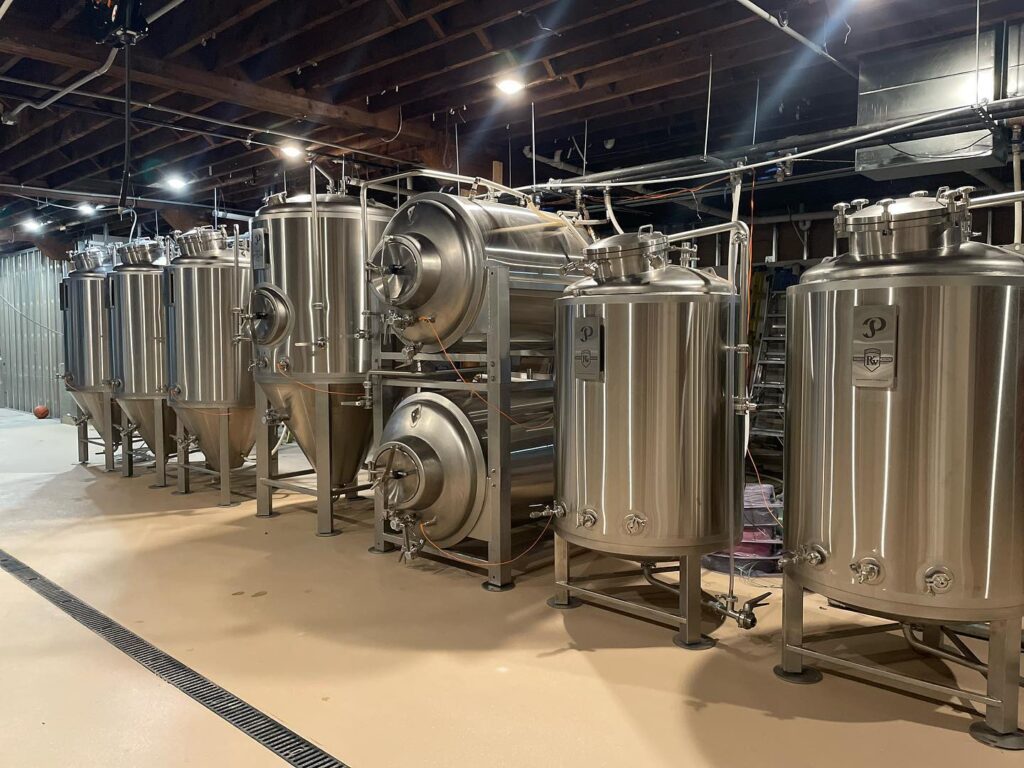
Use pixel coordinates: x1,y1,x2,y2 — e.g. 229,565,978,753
60,243,120,444
250,193,390,487
554,227,741,560
166,226,255,471
371,389,554,547
108,237,176,454
367,192,585,351
785,188,1024,622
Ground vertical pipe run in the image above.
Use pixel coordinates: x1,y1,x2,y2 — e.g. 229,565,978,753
703,54,714,160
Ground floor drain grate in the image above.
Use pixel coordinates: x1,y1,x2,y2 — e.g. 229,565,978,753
0,550,350,768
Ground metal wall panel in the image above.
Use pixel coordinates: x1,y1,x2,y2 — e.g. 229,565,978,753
0,248,69,418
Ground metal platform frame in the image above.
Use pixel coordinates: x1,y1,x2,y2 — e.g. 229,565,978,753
776,576,1024,749
73,392,118,472
549,532,715,648
253,385,371,536
172,410,250,507
114,396,173,486
371,263,563,591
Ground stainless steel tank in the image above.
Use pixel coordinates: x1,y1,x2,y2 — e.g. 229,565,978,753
553,227,741,560
60,243,120,444
108,237,176,455
784,188,1024,622
250,193,390,487
166,226,255,471
371,389,553,547
367,192,585,351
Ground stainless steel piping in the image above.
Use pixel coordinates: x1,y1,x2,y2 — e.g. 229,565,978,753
0,0,15,24
1,48,119,125
603,188,624,234
968,189,1024,209
732,0,858,79
146,0,188,24
0,183,251,220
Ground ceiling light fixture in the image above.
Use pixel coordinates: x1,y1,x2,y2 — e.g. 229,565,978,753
21,218,42,232
165,174,188,191
281,144,304,159
77,202,96,215
496,77,525,95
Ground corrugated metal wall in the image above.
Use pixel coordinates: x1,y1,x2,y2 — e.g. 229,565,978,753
0,248,69,418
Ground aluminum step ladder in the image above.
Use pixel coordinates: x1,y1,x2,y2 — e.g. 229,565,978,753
749,284,787,441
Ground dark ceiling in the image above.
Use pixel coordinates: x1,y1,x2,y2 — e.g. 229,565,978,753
0,0,1021,254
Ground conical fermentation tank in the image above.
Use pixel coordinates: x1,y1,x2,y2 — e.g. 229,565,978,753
371,389,554,548
59,243,120,445
108,237,176,455
166,226,255,471
250,193,391,487
784,188,1024,623
553,228,742,560
367,192,586,351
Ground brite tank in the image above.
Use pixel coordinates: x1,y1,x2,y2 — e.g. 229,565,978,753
250,194,391,488
166,226,255,471
553,228,741,560
367,192,583,351
108,237,176,454
785,188,1024,622
371,390,554,548
60,243,119,444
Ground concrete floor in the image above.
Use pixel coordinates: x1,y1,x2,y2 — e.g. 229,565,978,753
0,407,1021,767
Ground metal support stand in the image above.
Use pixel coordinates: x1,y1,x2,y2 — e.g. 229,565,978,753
120,408,135,478
313,389,337,536
673,555,716,650
175,416,190,495
255,386,276,517
101,391,116,472
217,411,233,507
482,266,513,591
76,407,89,464
546,532,581,609
151,398,169,488
776,573,1024,748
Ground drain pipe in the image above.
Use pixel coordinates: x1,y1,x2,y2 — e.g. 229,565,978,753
732,0,858,79
641,563,769,630
1013,125,1022,249
2,48,119,124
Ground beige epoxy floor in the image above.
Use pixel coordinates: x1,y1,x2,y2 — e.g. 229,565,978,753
0,408,1020,767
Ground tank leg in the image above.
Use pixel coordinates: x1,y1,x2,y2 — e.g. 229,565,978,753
76,407,89,464
174,416,191,495
217,411,233,507
481,266,514,593
255,386,275,517
120,408,134,478
970,617,1024,749
314,389,338,537
774,574,823,683
151,399,168,488
921,624,942,648
547,532,581,609
102,392,115,473
673,555,716,650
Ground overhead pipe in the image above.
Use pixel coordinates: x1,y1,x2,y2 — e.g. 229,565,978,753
0,0,15,24
0,183,252,220
546,96,1024,189
1,48,119,125
732,0,858,79
146,0,188,24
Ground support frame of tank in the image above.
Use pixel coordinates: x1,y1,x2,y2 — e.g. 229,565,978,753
172,412,249,507
549,532,715,648
253,384,372,536
114,396,173,486
775,574,1024,748
72,394,118,472
370,263,557,591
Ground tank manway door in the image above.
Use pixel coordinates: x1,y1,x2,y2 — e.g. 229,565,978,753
852,305,898,389
573,316,603,381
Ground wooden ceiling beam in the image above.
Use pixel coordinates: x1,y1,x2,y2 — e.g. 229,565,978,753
0,17,432,141
151,0,280,59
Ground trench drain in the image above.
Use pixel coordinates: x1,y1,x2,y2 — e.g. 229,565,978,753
0,549,349,768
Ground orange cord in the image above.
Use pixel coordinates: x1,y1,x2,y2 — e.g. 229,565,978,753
418,515,552,567
419,317,527,426
273,364,364,397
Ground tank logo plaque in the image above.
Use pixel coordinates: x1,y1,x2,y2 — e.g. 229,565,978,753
573,316,603,381
852,305,897,388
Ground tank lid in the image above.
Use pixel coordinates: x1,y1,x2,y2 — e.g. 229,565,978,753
68,243,112,273
566,262,732,297
115,237,170,267
255,192,388,216
584,225,668,282
172,225,248,262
